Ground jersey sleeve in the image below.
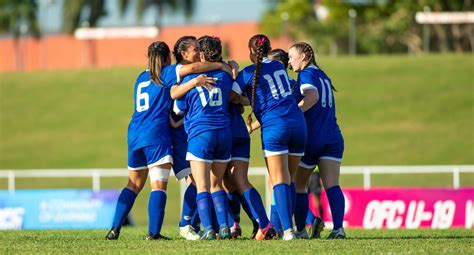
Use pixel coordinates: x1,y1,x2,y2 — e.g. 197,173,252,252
160,65,178,88
173,95,187,116
232,68,250,95
299,70,319,96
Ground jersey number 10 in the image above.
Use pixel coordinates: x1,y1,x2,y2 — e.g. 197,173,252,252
263,70,292,100
196,86,223,107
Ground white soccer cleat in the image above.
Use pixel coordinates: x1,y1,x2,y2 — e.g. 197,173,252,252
282,228,296,241
179,225,200,240
294,228,309,239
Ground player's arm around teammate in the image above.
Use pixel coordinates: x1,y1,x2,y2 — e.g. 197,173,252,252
288,42,346,239
107,41,185,240
173,37,235,240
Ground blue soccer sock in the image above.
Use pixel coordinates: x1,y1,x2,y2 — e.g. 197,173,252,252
111,188,137,230
212,190,230,228
326,185,345,230
306,208,316,226
227,191,241,223
148,189,167,236
270,191,281,231
191,210,201,232
294,192,309,231
196,192,213,232
273,183,293,231
290,182,296,216
240,195,255,221
243,188,269,228
179,183,197,227
210,200,219,232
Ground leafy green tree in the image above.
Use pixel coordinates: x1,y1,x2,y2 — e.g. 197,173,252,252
260,0,473,54
0,0,40,38
63,0,106,34
118,0,195,27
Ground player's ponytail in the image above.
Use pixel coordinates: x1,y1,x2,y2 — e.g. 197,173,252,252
148,41,170,85
291,42,337,92
247,34,271,131
199,36,222,62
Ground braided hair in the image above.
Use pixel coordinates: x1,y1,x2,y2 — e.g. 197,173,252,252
173,35,197,63
247,34,271,130
268,49,289,69
148,41,170,85
198,36,222,62
291,42,337,92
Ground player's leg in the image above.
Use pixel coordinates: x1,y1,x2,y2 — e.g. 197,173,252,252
265,154,293,240
306,171,325,239
319,136,345,239
210,160,232,239
106,149,148,240
147,162,172,240
230,159,273,240
187,131,216,240
319,159,345,239
293,165,312,239
223,165,242,238
174,143,200,240
287,126,308,239
190,160,214,240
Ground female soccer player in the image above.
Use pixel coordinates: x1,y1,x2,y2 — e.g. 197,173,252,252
288,42,346,239
267,48,324,239
170,36,236,240
106,41,218,240
232,34,307,241
174,36,235,240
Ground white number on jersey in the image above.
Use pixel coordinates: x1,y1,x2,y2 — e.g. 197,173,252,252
136,81,151,112
197,86,223,107
319,78,333,108
263,69,292,99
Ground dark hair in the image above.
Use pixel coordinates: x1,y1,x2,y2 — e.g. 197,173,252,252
173,35,197,63
247,34,271,130
148,41,170,85
198,36,222,62
290,42,337,92
269,49,289,69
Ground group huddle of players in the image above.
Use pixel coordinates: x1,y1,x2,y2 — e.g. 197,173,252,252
105,34,346,241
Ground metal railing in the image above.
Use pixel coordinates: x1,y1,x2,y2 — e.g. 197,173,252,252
1,165,473,212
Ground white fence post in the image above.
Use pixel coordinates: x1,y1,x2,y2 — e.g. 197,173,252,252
92,171,100,191
8,171,15,194
363,168,371,190
453,167,460,189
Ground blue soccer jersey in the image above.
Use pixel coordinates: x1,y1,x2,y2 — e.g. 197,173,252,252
232,58,304,129
127,65,181,151
293,64,342,141
174,69,233,141
229,103,249,139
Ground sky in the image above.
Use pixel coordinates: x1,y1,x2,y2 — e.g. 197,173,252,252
36,0,271,34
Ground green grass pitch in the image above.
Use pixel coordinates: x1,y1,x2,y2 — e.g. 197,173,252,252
1,227,473,254
0,54,473,254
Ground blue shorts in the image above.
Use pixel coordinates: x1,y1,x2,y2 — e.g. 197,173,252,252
300,135,344,169
128,144,173,170
172,141,191,180
231,137,250,162
186,129,232,163
261,125,307,157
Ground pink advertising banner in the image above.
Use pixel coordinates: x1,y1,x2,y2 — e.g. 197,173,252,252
310,188,474,229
